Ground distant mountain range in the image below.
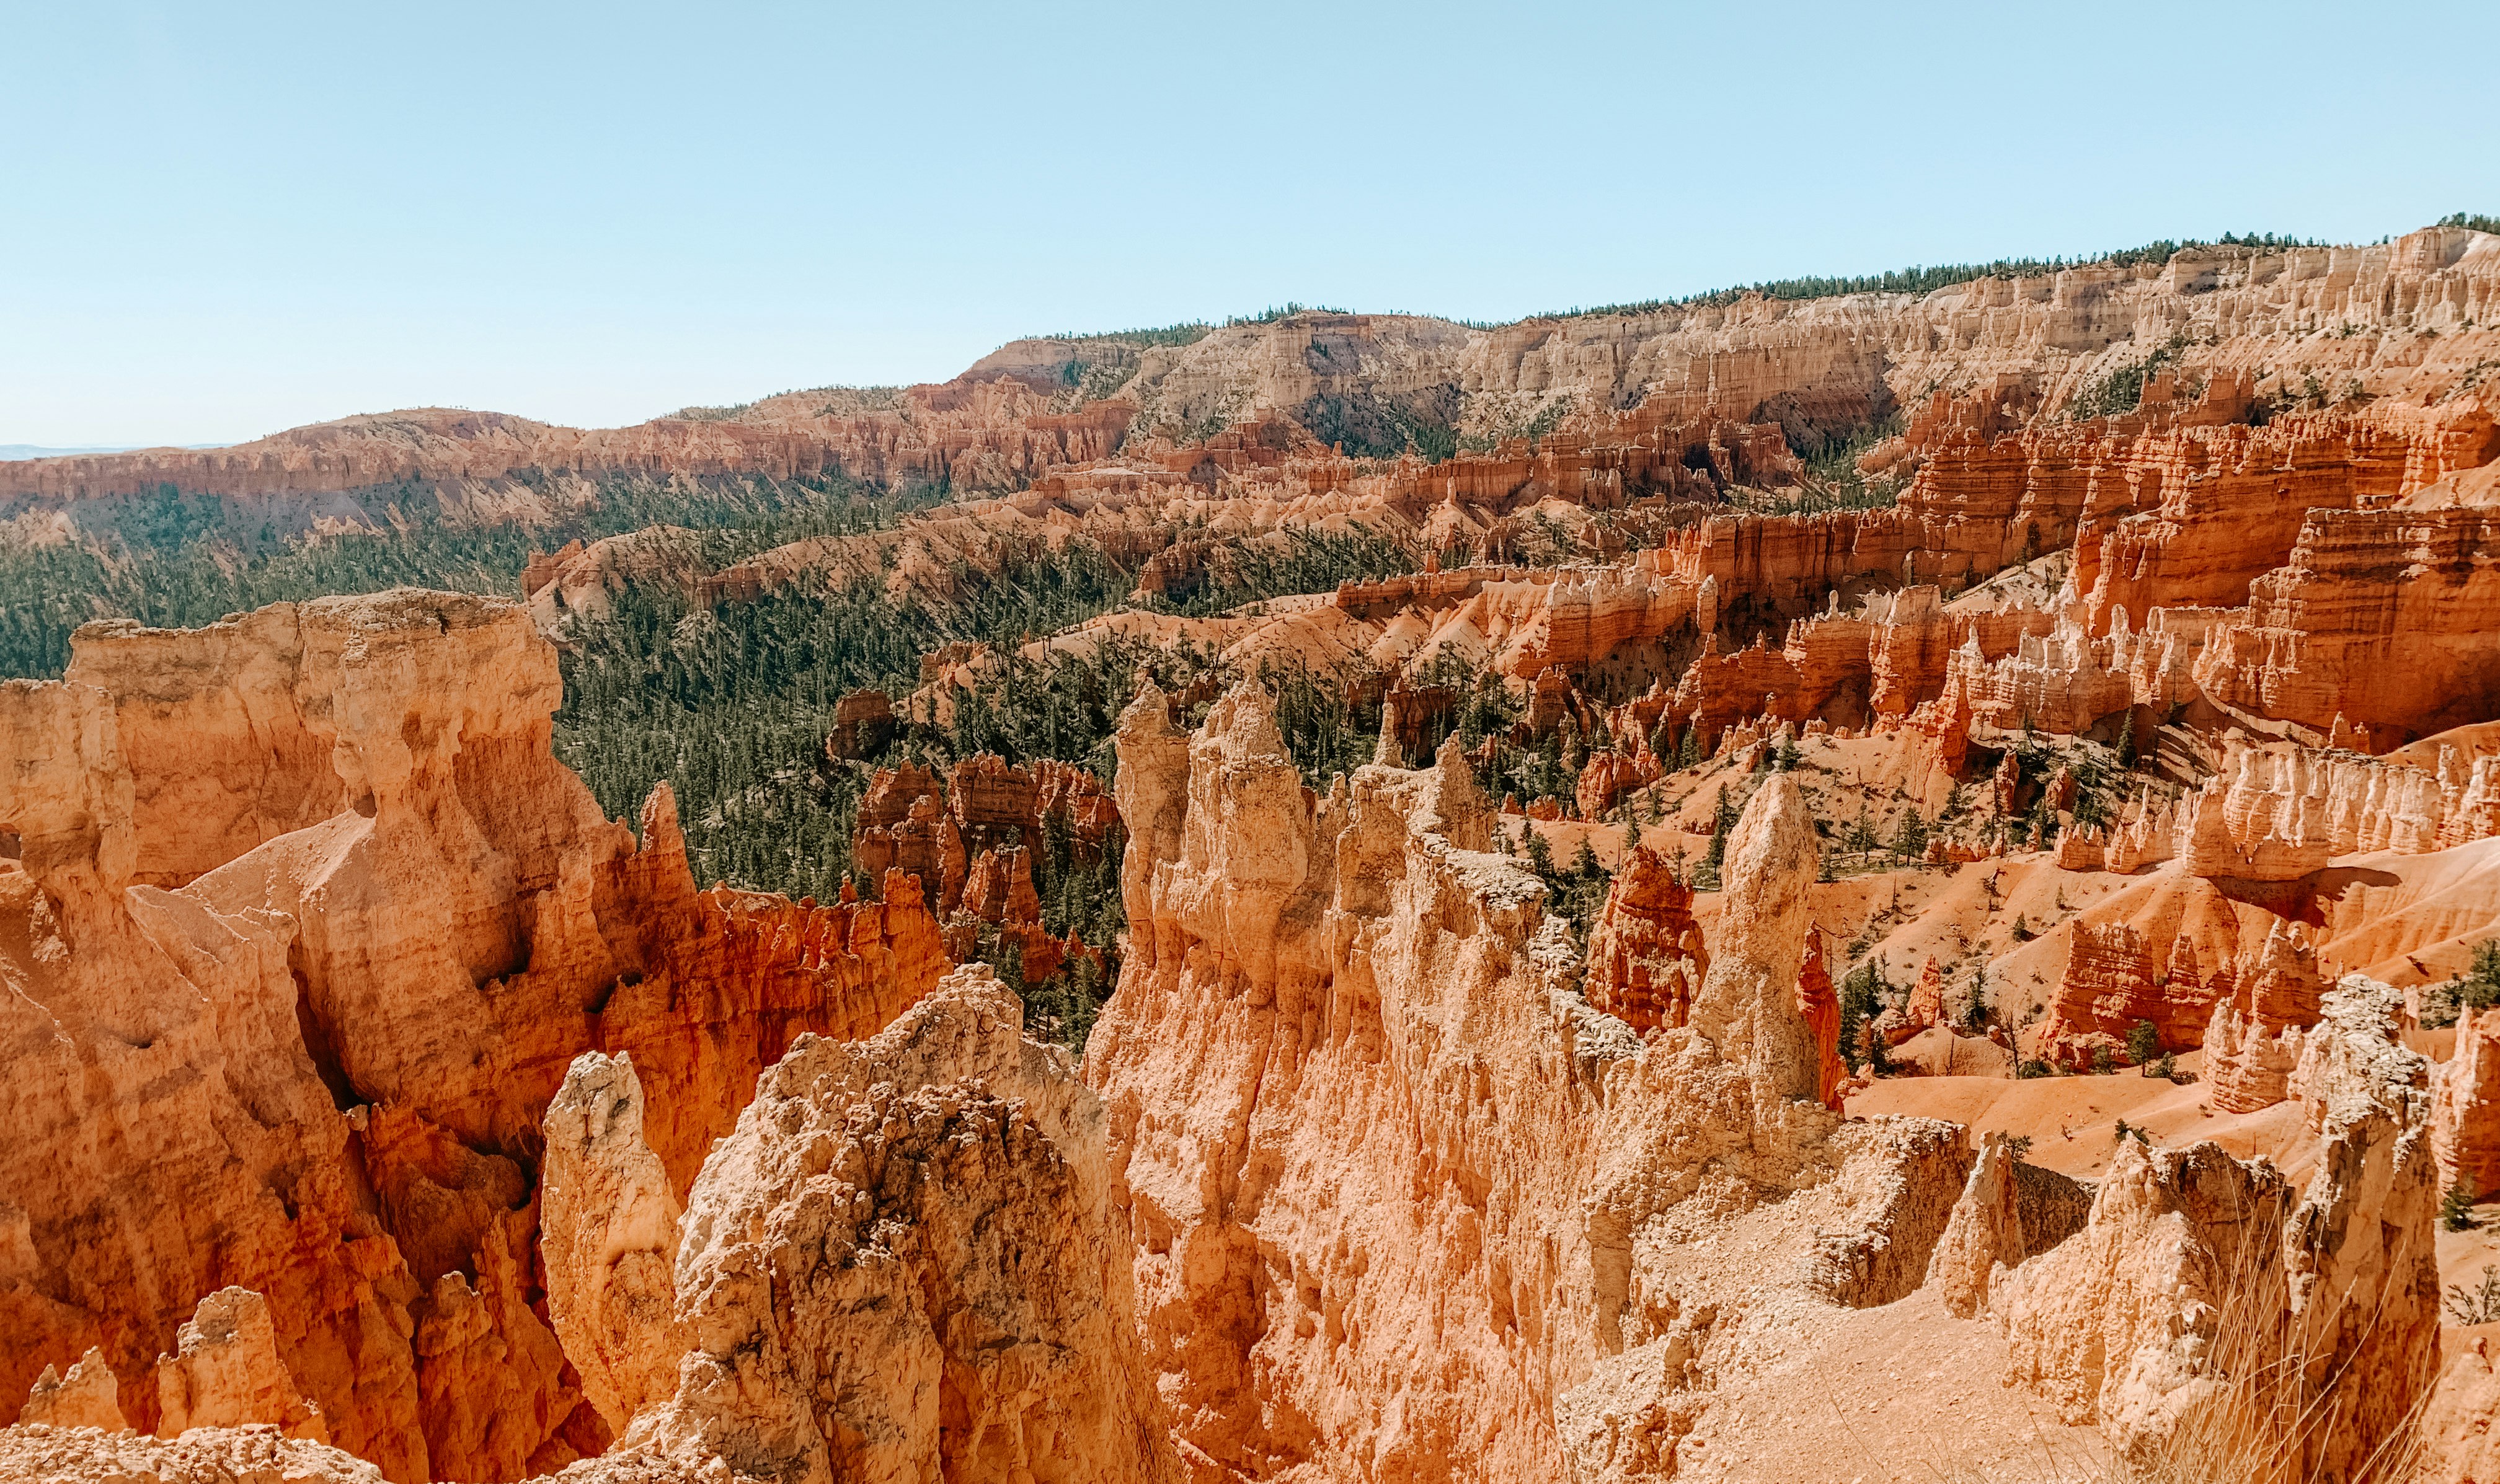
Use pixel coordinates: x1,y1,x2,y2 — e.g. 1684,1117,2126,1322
0,443,229,461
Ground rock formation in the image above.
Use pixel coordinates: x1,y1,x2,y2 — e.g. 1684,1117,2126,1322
538,1053,689,1437
1997,977,2437,1480
585,964,1175,1484
151,1289,326,1442
0,593,944,1480
1088,682,1975,1483
2203,920,2332,1113
1582,844,1705,1031
16,1348,126,1433
1688,774,1828,1101
2436,1007,2500,1201
13,222,2500,1483
1923,1134,2094,1320
0,1425,392,1484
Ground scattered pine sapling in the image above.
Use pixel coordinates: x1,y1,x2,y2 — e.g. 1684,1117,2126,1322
2127,1018,2161,1069
1892,808,1928,862
2444,1176,2482,1233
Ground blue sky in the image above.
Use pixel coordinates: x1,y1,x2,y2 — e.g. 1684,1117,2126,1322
7,1,2498,447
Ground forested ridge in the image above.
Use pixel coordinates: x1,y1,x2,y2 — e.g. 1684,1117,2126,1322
2,473,1432,1047
0,474,939,679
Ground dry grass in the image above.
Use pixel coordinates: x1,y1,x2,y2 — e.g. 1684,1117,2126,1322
1923,1212,2432,1484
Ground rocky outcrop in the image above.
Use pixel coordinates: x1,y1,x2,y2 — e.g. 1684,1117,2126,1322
0,1425,395,1484
538,1054,688,1438
1089,684,1966,1483
17,1348,127,1433
2038,921,2200,1067
1997,976,2437,1481
2173,738,2500,881
853,753,1118,925
2421,1330,2500,1484
1688,774,1826,1102
1582,844,1704,1032
2194,500,2500,744
152,1290,326,1442
2202,920,2331,1113
1997,1139,2292,1452
1924,1135,2094,1319
2435,1007,2500,1201
0,593,946,1480
609,965,1175,1484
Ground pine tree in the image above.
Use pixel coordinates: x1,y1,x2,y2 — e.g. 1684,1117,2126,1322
1892,808,1928,862
1571,837,1602,881
1704,785,1734,882
2444,1176,2481,1232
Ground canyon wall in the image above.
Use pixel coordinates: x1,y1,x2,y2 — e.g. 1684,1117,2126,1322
0,592,946,1481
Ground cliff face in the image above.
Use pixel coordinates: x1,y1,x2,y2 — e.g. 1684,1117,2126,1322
1996,978,2437,1481
1085,693,2014,1481
17,229,2499,533
0,593,944,1481
2194,500,2500,742
550,965,1177,1484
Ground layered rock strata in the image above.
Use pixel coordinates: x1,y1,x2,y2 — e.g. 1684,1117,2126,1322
1995,978,2438,1481
0,593,944,1481
1088,686,1970,1483
538,965,1176,1484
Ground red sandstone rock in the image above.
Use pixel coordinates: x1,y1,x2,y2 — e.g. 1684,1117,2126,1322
1796,931,1847,1110
2039,921,2212,1068
0,593,946,1480
2204,920,2331,1113
1582,846,1706,1032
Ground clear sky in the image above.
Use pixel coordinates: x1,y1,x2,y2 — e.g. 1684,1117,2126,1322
9,0,2498,448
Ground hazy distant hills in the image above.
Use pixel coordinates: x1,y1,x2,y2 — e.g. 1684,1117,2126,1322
0,443,228,461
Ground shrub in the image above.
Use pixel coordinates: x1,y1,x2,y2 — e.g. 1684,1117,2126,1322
2447,1266,2500,1324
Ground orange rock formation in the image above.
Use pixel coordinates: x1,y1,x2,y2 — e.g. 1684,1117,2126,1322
0,593,943,1480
